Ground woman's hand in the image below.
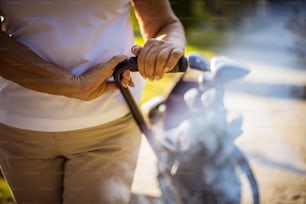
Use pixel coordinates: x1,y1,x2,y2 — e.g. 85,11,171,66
131,39,184,81
74,55,133,101
131,0,186,81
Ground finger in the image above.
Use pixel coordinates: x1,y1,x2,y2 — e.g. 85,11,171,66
155,48,170,80
90,55,128,80
141,41,169,80
104,55,128,72
122,69,131,81
138,39,161,79
128,79,135,87
146,42,173,80
121,79,128,88
121,70,132,87
137,45,152,79
164,48,184,72
143,45,161,80
121,77,135,88
131,45,142,56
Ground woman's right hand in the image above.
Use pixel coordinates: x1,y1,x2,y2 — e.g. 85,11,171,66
74,55,133,101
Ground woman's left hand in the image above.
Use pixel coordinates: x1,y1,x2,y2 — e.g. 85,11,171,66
131,38,184,81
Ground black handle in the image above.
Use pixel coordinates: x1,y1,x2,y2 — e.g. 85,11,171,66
115,56,188,74
113,56,188,155
114,56,188,81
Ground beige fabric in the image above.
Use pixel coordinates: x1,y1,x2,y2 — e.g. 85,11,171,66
0,114,141,204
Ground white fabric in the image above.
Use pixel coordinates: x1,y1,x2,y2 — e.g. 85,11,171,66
0,0,145,131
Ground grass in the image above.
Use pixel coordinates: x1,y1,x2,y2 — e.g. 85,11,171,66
186,28,235,52
0,179,14,204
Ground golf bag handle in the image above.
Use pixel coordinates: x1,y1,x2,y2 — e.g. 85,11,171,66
113,56,188,204
113,56,259,204
113,56,188,154
115,56,188,73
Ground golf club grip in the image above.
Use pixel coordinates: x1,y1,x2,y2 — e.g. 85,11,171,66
115,56,188,76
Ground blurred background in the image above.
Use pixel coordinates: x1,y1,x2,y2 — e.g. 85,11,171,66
1,0,306,203
133,0,306,204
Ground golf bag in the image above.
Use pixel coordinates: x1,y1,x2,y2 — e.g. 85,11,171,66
114,53,259,204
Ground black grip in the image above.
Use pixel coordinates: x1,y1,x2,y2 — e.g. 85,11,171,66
114,56,188,76
113,56,188,87
169,56,189,73
127,56,188,73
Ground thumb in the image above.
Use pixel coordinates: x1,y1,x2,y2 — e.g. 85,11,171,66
102,55,128,75
131,45,142,56
90,55,128,80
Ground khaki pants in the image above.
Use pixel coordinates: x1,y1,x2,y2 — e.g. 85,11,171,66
0,114,142,204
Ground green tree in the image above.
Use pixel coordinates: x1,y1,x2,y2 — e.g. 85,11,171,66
170,0,258,30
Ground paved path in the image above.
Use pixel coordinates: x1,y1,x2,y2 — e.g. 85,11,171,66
131,7,306,204
220,13,306,204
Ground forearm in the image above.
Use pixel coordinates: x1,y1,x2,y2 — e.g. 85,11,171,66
132,0,186,48
0,30,78,97
153,21,186,49
130,0,186,80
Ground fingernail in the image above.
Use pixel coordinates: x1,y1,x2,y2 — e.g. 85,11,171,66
154,75,160,80
164,67,170,72
149,76,156,81
131,46,137,52
131,45,141,53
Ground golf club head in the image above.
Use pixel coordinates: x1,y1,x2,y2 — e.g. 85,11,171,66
188,52,210,72
211,56,250,84
183,88,201,111
201,88,217,110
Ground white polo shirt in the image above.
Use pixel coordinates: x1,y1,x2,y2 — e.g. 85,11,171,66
0,0,145,131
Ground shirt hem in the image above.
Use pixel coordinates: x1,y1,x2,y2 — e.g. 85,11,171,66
0,109,130,132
